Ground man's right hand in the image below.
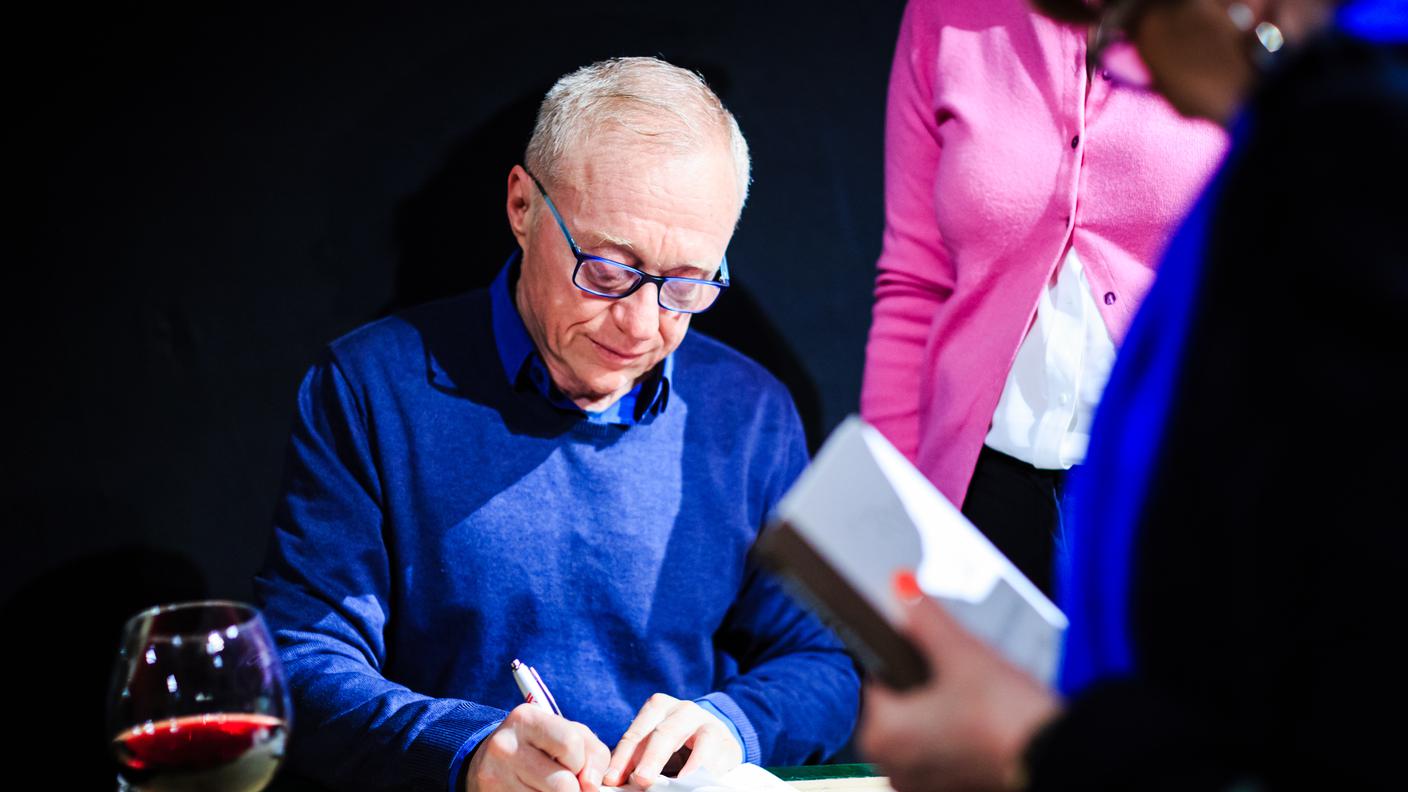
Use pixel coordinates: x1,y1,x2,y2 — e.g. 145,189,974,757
466,704,611,792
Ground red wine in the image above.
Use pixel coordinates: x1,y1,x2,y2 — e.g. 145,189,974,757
113,713,286,792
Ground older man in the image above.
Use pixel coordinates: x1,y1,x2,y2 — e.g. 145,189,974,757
255,57,859,792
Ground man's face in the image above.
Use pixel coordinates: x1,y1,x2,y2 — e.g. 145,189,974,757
508,134,740,410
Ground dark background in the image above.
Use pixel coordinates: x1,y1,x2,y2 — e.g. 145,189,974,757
7,1,903,784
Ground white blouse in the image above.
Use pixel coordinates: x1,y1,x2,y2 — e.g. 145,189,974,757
985,247,1117,470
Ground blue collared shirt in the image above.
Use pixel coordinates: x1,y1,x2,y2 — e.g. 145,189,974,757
490,254,673,426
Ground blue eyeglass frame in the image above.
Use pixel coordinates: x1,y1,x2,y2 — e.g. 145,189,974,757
524,169,730,314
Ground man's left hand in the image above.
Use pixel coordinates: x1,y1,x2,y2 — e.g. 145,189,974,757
603,694,743,787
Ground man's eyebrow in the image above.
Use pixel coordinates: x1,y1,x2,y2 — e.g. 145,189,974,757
581,229,717,276
662,263,714,278
581,230,637,252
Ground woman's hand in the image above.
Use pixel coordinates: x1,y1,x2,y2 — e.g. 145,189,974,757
858,572,1062,792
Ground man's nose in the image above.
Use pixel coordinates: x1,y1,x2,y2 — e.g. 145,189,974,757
611,282,662,340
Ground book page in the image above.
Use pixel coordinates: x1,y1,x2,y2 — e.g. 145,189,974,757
605,763,794,792
771,416,1067,684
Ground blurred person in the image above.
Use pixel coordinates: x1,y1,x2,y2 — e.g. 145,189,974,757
861,0,1226,595
858,0,1408,789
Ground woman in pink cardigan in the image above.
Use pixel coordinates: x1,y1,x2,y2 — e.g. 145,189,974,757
860,0,1226,593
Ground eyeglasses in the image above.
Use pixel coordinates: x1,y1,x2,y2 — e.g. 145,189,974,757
1088,0,1156,90
524,169,730,315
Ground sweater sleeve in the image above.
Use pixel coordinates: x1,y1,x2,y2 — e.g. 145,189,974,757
703,400,862,766
860,0,954,462
254,357,506,792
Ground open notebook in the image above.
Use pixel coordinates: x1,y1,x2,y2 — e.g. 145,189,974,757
753,416,1067,689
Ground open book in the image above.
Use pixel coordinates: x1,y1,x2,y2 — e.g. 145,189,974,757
753,416,1067,689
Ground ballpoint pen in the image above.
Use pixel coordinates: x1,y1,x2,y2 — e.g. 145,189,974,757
510,658,562,716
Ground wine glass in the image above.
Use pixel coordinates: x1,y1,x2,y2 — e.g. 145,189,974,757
107,601,291,792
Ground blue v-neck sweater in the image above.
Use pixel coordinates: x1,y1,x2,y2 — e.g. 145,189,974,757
255,284,859,791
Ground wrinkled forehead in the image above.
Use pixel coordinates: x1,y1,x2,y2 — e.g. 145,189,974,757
553,129,742,220
554,115,730,178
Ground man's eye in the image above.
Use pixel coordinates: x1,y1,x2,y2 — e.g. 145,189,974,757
583,261,636,291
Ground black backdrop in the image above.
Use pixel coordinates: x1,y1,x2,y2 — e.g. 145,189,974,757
8,1,903,783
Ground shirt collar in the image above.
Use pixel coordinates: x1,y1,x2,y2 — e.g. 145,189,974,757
489,253,673,425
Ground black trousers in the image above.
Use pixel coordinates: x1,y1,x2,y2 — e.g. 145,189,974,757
959,445,1071,598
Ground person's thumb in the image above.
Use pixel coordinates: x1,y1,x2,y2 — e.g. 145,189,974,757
577,730,610,792
892,569,981,660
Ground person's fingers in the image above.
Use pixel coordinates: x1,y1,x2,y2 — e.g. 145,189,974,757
575,723,611,792
674,725,737,778
885,764,947,792
661,747,691,779
469,726,523,792
628,704,703,784
514,705,591,775
604,694,679,785
605,737,650,788
856,682,906,765
893,570,984,660
511,741,585,792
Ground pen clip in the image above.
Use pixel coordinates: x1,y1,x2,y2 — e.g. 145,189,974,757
528,664,562,716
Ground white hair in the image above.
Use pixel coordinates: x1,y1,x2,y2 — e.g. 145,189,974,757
524,56,752,209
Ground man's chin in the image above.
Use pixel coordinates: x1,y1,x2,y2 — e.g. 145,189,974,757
558,369,633,409
583,375,636,403
585,360,655,390
561,354,665,407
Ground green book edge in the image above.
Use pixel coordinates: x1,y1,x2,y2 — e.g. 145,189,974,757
767,763,879,781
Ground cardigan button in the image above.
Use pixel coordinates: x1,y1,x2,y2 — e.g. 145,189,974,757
1101,69,1112,81
1104,292,1117,305
1071,135,1080,149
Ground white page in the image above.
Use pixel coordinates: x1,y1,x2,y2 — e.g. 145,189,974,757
773,416,1067,684
604,763,793,792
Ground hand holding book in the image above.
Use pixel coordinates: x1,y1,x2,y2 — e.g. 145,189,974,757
752,416,1067,689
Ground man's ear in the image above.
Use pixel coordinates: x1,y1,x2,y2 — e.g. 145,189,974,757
506,165,535,251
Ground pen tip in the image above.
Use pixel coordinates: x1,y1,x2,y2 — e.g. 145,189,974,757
510,658,522,669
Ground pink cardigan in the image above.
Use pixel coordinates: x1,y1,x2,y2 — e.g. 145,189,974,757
860,0,1227,506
